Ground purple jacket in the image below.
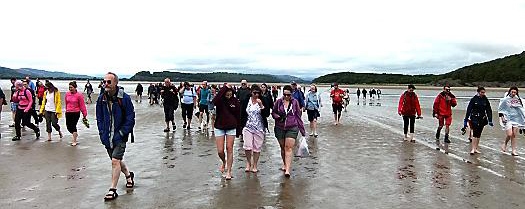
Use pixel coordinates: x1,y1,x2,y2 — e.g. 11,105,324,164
272,98,305,136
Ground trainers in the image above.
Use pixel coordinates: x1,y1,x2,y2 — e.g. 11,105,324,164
12,136,20,141
9,123,15,127
163,128,170,132
183,122,187,129
172,125,176,131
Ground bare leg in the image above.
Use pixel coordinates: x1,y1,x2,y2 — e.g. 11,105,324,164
215,136,226,173
511,127,519,155
111,158,122,188
313,120,318,136
470,137,478,154
72,132,78,146
284,137,295,176
278,139,286,170
502,129,513,152
252,152,260,172
225,135,235,179
245,150,252,172
47,132,52,141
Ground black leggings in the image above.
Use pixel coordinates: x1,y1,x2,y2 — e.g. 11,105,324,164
65,112,81,133
181,103,194,121
403,115,416,135
15,108,39,137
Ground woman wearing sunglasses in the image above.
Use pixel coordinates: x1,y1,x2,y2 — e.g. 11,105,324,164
242,84,265,173
272,85,306,177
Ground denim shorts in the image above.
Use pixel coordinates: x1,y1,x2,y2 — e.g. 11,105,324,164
11,102,18,112
214,128,236,137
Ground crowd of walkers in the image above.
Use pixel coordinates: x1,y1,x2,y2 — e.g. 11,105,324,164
398,84,525,156
2,73,525,201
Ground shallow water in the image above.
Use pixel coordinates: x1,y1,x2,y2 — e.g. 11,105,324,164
0,86,524,209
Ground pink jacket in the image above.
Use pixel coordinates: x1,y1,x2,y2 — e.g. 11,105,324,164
15,88,33,112
65,91,87,117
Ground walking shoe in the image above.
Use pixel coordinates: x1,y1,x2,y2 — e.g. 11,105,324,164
182,122,187,129
444,134,451,144
163,128,170,132
12,136,20,141
444,143,450,154
9,123,15,127
172,125,176,131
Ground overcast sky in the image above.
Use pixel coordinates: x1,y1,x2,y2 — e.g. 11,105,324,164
1,0,524,78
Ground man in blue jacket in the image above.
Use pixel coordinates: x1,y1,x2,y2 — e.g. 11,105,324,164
96,72,136,201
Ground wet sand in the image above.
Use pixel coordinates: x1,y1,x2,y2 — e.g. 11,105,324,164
1,88,525,209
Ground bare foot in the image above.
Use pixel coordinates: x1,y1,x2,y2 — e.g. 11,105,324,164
251,168,258,173
475,149,481,154
71,142,78,146
225,173,233,180
219,164,225,173
500,144,507,153
284,171,291,177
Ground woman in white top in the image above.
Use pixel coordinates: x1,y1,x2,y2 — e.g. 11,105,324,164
498,86,525,156
39,81,63,141
242,85,265,173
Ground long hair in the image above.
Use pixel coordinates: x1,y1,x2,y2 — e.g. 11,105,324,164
45,81,58,92
507,86,523,106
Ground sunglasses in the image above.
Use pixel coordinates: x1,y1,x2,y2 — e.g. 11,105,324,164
103,80,112,85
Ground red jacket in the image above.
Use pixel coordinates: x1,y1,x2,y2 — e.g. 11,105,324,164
433,92,457,117
37,85,45,99
398,91,421,116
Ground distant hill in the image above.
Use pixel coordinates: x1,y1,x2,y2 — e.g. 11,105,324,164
314,51,525,87
437,51,525,87
0,66,94,80
129,71,308,84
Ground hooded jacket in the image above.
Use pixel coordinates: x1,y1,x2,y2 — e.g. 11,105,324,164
213,86,241,136
272,98,305,136
398,91,421,116
465,94,493,126
96,88,135,149
433,91,457,117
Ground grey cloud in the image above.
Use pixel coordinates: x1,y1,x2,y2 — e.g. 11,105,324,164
177,58,255,67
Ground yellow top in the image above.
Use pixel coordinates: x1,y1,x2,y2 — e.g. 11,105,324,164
39,90,62,118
